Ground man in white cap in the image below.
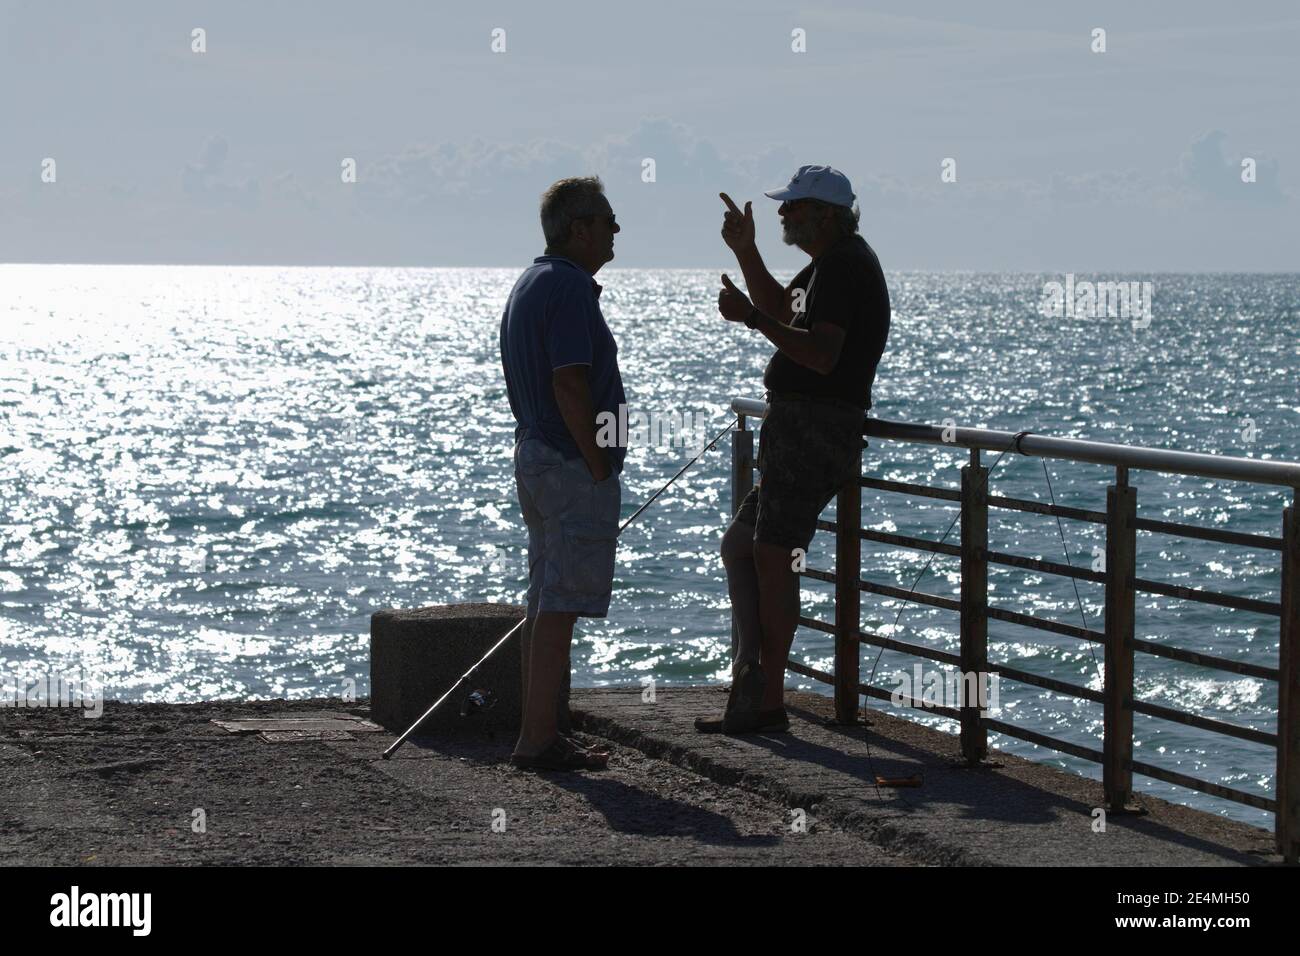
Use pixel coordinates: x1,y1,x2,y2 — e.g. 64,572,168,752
698,164,891,734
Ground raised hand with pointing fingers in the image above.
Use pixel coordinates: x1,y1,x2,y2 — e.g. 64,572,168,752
717,273,755,325
703,165,893,745
719,192,755,253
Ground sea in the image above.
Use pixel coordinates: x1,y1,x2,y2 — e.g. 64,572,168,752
1,264,1297,827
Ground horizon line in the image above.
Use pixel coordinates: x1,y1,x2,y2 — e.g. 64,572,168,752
4,261,1299,276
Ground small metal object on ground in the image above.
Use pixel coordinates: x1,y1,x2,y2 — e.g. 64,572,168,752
460,688,497,718
875,775,924,788
259,729,357,743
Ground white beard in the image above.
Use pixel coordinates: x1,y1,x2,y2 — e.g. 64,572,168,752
782,221,817,246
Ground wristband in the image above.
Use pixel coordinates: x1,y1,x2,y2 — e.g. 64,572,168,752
744,307,760,329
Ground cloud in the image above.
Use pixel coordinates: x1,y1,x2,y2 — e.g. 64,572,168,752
595,117,729,187
1179,130,1286,204
1049,169,1148,205
4,116,1294,269
182,135,261,209
355,138,586,208
270,170,319,211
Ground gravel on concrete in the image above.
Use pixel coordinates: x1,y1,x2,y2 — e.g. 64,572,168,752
571,687,1279,867
1,685,1278,866
0,696,911,866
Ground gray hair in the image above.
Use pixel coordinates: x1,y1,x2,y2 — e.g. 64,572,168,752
540,176,607,248
830,201,861,237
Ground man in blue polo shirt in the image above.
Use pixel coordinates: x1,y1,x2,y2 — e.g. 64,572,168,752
500,176,624,771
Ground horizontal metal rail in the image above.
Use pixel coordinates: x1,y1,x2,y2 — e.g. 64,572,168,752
985,605,1104,643
860,579,960,613
800,566,961,614
1130,698,1276,748
988,494,1107,524
734,395,1300,858
861,475,960,502
733,397,1300,488
1129,759,1276,813
790,607,1283,814
986,549,1105,583
785,658,834,686
1133,516,1284,551
862,477,1282,550
798,615,961,667
991,663,1105,704
789,656,963,720
1130,637,1278,681
977,723,1274,812
816,519,967,558
805,570,1272,679
1134,576,1280,616
867,687,962,720
982,718,1105,764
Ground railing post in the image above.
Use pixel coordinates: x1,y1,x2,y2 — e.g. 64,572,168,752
960,448,989,763
729,415,754,661
833,446,862,724
1103,467,1137,811
1276,491,1300,863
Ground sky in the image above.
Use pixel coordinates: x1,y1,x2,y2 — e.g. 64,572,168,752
1,0,1297,270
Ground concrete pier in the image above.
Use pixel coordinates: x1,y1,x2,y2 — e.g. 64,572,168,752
0,688,1277,866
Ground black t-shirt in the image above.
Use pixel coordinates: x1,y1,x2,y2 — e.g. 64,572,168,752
762,234,891,409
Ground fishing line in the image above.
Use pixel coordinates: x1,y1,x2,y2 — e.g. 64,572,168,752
620,416,739,534
858,433,1028,804
1039,460,1105,689
1038,459,1147,815
857,430,1132,812
383,414,739,759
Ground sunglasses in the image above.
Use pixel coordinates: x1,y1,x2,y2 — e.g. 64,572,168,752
582,211,617,229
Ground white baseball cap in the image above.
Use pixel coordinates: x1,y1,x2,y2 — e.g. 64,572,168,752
764,164,855,208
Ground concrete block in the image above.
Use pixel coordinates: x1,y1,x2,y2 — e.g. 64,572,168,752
370,603,525,736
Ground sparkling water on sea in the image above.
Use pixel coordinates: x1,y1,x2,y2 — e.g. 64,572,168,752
1,264,1297,826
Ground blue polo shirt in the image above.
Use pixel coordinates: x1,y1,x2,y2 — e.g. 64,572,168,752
500,255,627,473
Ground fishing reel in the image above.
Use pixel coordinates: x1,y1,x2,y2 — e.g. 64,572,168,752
460,687,498,718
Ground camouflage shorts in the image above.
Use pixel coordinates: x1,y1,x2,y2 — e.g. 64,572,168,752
735,394,865,550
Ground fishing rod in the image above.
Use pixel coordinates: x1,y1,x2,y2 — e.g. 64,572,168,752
381,414,740,759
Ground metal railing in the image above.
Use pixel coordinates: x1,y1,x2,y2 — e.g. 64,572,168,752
729,396,1300,863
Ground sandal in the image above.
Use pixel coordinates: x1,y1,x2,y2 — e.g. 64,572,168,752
694,707,791,735
510,736,609,772
565,734,612,756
